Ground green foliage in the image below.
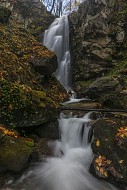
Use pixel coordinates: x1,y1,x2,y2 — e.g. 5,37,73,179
108,59,127,79
0,79,33,124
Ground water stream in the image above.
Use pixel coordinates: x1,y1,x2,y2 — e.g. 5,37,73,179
4,112,118,190
43,15,71,90
31,112,117,190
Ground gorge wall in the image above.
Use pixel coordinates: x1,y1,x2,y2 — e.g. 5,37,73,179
69,1,127,188
69,0,127,108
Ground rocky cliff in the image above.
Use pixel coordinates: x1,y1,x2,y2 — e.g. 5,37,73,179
0,0,55,41
69,0,127,108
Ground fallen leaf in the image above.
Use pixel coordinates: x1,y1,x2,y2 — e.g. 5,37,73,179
96,140,100,147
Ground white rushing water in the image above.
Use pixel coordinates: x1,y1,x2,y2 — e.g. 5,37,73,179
30,112,117,190
43,16,71,90
5,112,118,190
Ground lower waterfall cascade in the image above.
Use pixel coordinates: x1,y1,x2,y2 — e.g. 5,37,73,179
30,112,118,190
4,112,118,190
43,15,72,90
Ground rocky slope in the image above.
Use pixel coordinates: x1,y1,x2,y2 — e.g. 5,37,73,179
69,0,127,108
0,0,67,173
1,0,55,41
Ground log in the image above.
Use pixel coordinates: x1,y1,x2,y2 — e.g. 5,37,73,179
55,107,127,113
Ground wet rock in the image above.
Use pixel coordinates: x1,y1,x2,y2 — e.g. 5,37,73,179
62,100,102,116
30,135,51,161
34,121,59,139
0,132,33,172
91,118,127,189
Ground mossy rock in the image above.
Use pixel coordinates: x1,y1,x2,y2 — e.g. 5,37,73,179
91,118,127,189
0,79,60,128
0,6,11,24
0,132,33,172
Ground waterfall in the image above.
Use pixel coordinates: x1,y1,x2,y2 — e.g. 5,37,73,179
30,113,117,190
43,16,71,91
5,113,118,190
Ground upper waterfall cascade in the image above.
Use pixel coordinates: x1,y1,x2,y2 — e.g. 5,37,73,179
43,16,71,90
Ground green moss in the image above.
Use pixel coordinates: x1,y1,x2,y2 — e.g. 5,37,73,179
32,89,55,107
108,60,127,77
0,132,33,172
25,139,34,147
0,79,34,123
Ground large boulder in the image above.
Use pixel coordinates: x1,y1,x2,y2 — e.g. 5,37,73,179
31,53,57,76
0,130,33,172
83,76,127,108
91,117,127,189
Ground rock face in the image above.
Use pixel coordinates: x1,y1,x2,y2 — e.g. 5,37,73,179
69,0,127,107
0,0,55,41
91,117,127,189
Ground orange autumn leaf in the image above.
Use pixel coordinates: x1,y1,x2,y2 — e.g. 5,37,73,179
116,126,127,139
96,140,100,147
0,125,18,138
